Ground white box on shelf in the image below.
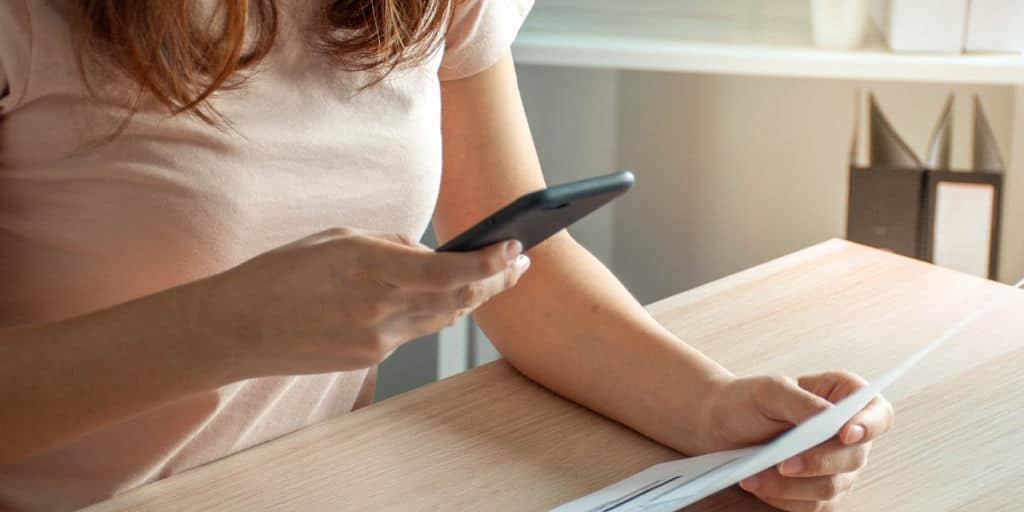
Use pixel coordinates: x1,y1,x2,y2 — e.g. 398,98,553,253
964,0,1024,53
870,0,968,52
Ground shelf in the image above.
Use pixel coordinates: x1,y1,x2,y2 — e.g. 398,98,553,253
512,5,1024,85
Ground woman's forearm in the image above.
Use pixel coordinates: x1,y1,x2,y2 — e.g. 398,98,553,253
474,233,734,455
0,227,532,466
0,281,230,465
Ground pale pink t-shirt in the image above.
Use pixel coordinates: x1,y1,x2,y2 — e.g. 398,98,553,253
0,0,533,510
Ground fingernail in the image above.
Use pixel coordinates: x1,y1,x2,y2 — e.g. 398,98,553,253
504,240,523,262
845,424,866,444
739,476,760,492
515,254,531,272
780,456,804,476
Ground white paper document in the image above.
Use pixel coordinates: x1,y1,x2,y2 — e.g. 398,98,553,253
552,293,1010,512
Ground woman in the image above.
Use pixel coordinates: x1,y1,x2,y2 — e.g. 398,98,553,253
0,1,893,510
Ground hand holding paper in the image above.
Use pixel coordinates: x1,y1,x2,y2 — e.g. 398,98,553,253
551,371,895,512
659,371,892,511
554,284,1017,512
699,371,890,454
731,372,891,508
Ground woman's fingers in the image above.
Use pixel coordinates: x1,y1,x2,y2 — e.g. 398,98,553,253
371,238,524,290
314,229,524,293
754,376,833,426
741,467,855,505
395,255,531,338
798,372,895,445
407,255,531,315
797,371,866,402
841,396,895,445
314,232,532,351
776,438,871,477
754,494,841,512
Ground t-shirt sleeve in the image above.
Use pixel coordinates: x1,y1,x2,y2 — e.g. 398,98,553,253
438,0,534,81
0,0,32,113
0,61,8,103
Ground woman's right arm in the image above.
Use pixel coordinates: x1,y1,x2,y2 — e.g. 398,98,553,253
0,277,231,465
0,227,529,465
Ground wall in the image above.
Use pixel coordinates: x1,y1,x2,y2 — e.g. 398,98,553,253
615,74,1016,303
614,73,1015,304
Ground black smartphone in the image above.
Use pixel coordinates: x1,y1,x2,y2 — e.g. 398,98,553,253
437,171,635,253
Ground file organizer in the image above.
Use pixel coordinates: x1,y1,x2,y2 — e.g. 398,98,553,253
846,93,1004,279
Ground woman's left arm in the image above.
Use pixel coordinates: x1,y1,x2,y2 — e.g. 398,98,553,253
436,53,730,454
436,54,893,511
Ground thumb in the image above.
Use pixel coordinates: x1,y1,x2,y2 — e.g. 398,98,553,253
756,376,833,426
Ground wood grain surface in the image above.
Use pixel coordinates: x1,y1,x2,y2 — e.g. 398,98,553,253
84,240,1024,511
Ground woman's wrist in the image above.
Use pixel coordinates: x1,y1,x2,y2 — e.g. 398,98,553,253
693,371,736,454
645,338,735,456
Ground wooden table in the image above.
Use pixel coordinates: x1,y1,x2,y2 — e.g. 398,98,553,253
86,240,1024,511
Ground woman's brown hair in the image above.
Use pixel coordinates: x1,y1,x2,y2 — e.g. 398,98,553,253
72,0,455,124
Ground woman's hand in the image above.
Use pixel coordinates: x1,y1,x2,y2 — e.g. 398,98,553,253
699,371,895,511
193,227,530,379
